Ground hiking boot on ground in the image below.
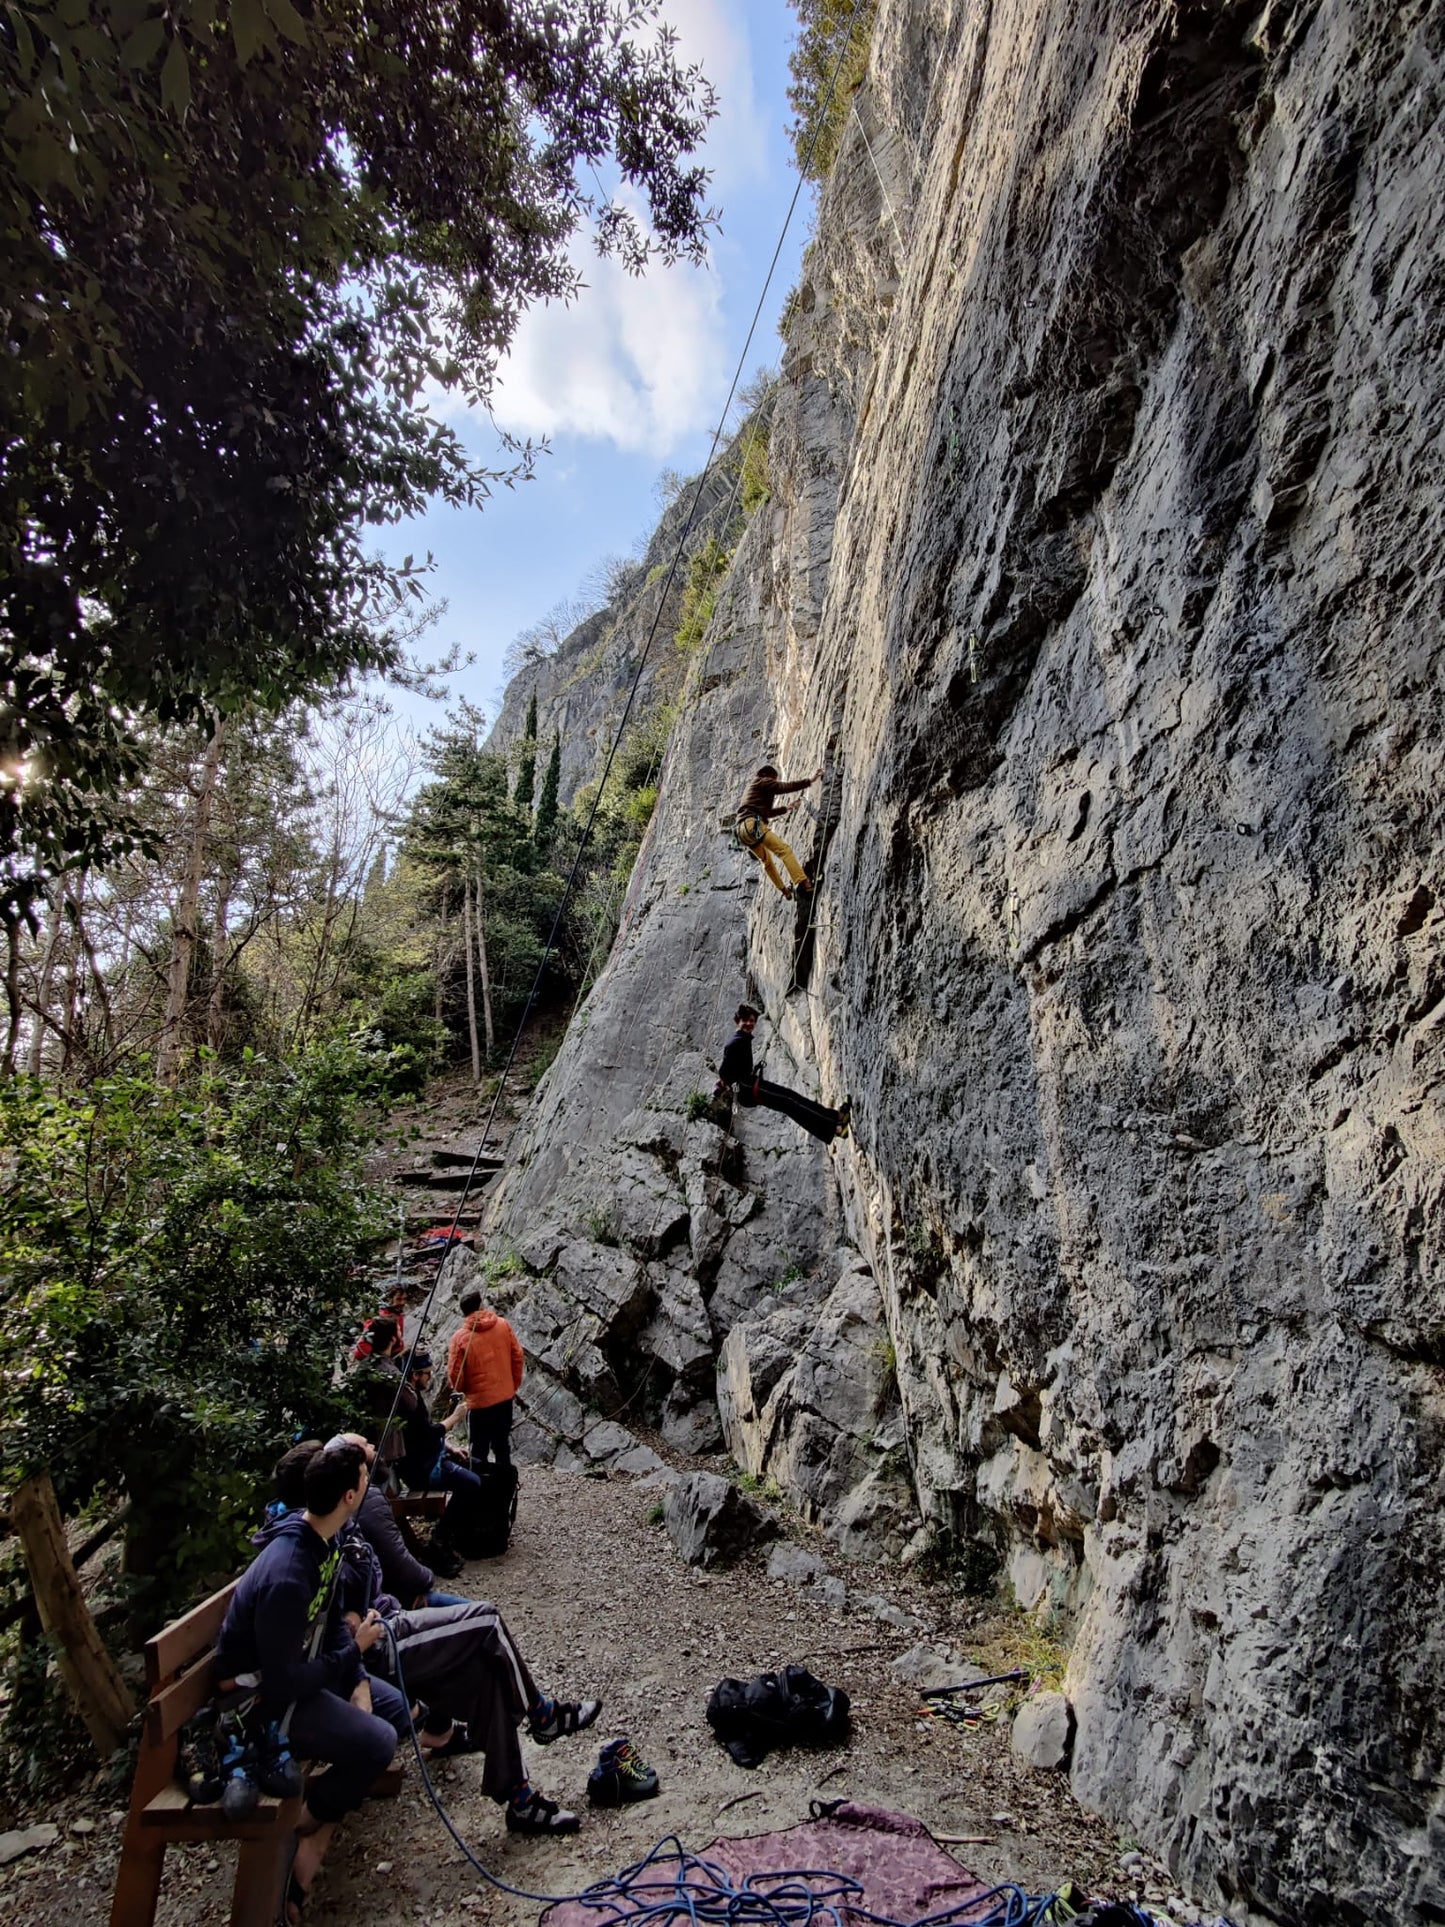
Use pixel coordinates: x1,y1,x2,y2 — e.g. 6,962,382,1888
528,1695,602,1746
587,1736,660,1807
505,1786,580,1835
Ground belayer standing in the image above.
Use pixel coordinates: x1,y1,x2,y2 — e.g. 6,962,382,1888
448,1287,524,1470
716,1005,850,1145
734,763,822,898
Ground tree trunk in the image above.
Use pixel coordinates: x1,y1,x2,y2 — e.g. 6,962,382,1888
462,882,481,1084
473,877,494,1059
2,914,21,1076
435,893,448,1024
157,722,225,1082
73,899,113,1064
207,874,233,1050
25,889,64,1075
12,1473,134,1759
59,876,82,1074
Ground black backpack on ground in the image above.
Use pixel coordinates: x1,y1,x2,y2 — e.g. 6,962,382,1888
446,1464,518,1559
706,1665,850,1768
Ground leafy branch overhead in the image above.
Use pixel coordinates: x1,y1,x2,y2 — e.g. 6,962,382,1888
0,0,718,921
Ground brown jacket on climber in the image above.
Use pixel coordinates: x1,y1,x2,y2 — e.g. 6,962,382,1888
447,1307,525,1410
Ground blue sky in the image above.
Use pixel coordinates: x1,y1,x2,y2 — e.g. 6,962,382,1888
381,0,810,729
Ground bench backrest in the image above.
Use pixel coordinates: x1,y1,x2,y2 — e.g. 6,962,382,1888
141,1581,238,1746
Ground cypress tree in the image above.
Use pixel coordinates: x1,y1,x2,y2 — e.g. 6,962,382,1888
515,691,538,812
534,732,561,854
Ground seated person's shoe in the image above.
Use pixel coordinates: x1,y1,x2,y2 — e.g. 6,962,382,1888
505,1787,580,1835
587,1736,660,1806
528,1695,602,1745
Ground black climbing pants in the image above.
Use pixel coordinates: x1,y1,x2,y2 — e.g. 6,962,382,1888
366,1601,538,1801
753,1078,841,1144
469,1398,513,1470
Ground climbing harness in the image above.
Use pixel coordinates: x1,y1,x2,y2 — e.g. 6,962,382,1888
734,812,770,852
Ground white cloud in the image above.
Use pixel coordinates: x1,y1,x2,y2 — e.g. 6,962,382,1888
490,221,727,457
437,2,774,459
656,0,770,195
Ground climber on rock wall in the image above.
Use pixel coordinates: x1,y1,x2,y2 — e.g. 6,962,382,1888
733,763,821,898
716,1005,850,1145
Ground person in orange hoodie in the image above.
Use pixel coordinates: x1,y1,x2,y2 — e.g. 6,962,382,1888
447,1288,525,1470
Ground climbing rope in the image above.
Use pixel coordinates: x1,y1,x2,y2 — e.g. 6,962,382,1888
368,0,879,1466
385,1618,1083,1927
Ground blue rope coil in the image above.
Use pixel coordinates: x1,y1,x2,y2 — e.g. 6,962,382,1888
382,1623,1117,1927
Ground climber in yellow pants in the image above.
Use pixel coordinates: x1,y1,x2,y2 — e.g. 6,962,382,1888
733,763,821,898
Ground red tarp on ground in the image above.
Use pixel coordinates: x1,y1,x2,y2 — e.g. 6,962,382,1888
542,1801,994,1927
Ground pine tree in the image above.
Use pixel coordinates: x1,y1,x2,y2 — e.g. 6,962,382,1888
535,733,562,855
515,692,539,813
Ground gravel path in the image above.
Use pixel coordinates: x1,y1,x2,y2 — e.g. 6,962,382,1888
2,1463,1198,1926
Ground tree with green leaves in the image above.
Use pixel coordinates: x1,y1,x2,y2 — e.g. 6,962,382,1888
0,1041,394,1626
515,692,539,814
0,0,717,944
535,733,563,857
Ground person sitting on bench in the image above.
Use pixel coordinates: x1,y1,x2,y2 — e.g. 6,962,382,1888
733,763,821,898
717,1004,851,1146
397,1348,487,1534
276,1438,599,1839
213,1438,406,1923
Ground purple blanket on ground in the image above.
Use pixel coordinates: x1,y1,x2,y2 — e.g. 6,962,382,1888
542,1801,993,1927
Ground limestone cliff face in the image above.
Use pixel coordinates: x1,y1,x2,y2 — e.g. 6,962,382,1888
486,463,737,808
482,2,1445,1919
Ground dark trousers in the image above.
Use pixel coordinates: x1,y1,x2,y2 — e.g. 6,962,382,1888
286,1676,407,1824
368,1601,537,1800
469,1399,513,1469
754,1077,841,1144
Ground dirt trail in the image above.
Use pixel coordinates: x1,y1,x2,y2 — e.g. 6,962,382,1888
4,1462,1203,1927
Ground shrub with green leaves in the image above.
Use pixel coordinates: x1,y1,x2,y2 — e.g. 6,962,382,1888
787,0,879,179
0,1038,392,1622
674,537,733,654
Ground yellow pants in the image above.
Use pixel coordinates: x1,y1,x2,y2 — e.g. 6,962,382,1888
738,815,806,894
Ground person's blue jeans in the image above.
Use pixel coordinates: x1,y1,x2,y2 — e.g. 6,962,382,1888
427,1590,467,1608
429,1450,488,1544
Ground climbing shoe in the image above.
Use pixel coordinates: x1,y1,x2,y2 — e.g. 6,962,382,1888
250,1720,303,1799
178,1705,224,1804
505,1787,580,1835
219,1760,260,1821
528,1695,602,1746
587,1736,660,1807
834,1100,852,1141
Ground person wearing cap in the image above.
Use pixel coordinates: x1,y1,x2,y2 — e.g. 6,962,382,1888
732,762,821,898
395,1347,486,1562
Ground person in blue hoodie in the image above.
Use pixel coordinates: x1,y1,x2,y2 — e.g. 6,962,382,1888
214,1438,401,1922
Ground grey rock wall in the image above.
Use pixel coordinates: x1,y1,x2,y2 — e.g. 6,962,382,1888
479,1,1445,1919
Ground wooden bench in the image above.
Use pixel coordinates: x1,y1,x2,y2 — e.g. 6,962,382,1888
389,1488,450,1567
110,1581,402,1927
